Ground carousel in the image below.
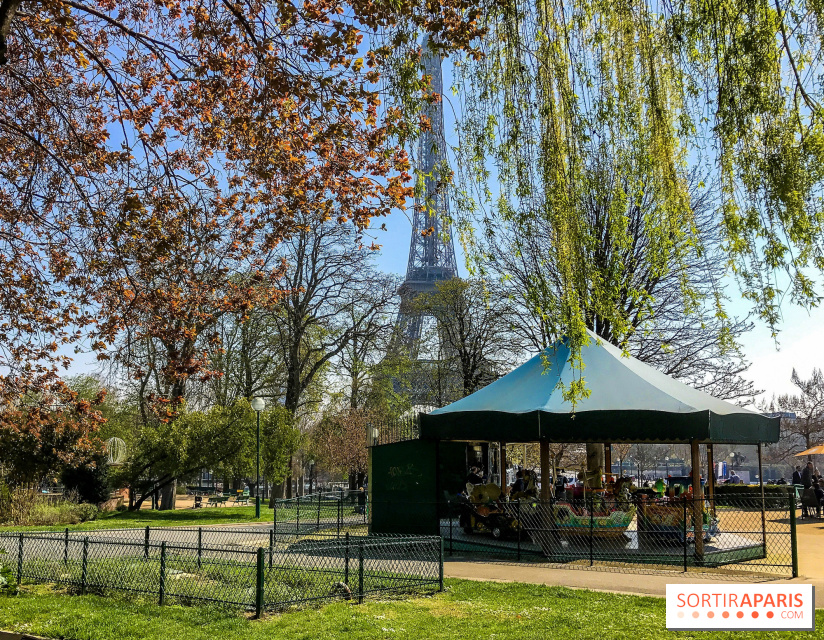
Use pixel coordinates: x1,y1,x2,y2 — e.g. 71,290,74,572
371,330,781,568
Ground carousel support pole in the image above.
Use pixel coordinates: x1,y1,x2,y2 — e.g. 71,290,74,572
540,440,555,553
691,439,705,564
707,444,716,517
500,442,507,488
540,442,550,502
758,442,767,557
604,444,612,481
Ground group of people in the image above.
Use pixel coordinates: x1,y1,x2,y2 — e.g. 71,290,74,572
794,461,824,518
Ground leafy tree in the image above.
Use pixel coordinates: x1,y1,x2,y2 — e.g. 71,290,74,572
0,389,106,486
117,399,255,510
767,369,824,463
0,0,483,402
337,274,400,410
271,216,398,418
310,406,374,489
440,0,824,401
201,309,287,408
412,278,518,401
265,216,398,495
216,403,300,498
60,453,110,505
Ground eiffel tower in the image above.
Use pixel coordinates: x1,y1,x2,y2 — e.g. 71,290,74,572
388,41,460,407
395,40,458,350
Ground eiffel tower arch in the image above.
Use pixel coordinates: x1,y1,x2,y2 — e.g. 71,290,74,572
391,40,460,405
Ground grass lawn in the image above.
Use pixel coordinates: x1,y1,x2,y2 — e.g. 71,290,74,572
0,580,820,640
0,506,269,532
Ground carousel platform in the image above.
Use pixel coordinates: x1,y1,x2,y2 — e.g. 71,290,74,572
439,518,766,567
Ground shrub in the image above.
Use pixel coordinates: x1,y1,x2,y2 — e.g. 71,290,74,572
712,484,796,508
60,454,110,505
0,489,99,526
0,554,16,594
74,503,99,522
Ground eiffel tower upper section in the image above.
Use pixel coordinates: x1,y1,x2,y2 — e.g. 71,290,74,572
396,39,459,344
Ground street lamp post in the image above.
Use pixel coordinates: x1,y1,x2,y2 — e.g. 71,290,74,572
251,397,266,518
665,456,670,477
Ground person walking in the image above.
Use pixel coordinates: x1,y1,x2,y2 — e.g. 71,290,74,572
802,461,815,488
356,486,367,522
792,465,803,485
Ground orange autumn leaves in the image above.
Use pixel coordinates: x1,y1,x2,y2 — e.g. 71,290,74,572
0,0,483,410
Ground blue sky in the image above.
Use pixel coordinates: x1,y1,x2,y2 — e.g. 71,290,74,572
62,47,824,407
369,197,824,406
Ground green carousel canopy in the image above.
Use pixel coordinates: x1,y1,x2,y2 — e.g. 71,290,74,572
420,332,779,445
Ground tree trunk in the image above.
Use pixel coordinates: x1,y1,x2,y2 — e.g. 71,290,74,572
285,456,293,498
585,443,604,489
269,480,284,507
159,480,177,510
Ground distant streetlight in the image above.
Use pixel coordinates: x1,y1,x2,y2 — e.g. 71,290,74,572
370,425,379,446
309,459,315,494
251,396,266,518
665,456,670,477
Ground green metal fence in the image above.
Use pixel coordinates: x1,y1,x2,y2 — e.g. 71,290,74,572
0,528,443,614
438,494,796,577
272,493,369,536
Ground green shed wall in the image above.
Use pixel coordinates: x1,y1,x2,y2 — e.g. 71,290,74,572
370,439,439,535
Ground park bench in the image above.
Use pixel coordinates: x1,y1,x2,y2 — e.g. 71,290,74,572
232,495,250,506
205,495,230,507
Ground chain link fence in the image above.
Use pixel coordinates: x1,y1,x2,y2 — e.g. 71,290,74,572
272,493,369,537
0,528,443,614
269,492,796,578
437,494,796,577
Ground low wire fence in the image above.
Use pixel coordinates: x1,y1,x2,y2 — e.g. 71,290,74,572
438,494,796,577
272,493,369,536
270,492,797,578
0,528,443,614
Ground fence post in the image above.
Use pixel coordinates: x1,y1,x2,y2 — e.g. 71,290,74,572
516,499,521,562
296,496,300,534
255,547,264,618
273,500,277,535
439,537,444,592
447,501,453,556
159,541,166,606
64,528,69,566
682,497,688,572
344,532,350,585
588,492,593,567
197,527,203,570
269,529,274,570
16,533,23,585
81,537,89,595
357,541,364,605
317,493,321,531
790,493,799,578
144,526,150,560
337,498,341,538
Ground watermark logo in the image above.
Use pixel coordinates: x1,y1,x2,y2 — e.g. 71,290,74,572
666,584,815,631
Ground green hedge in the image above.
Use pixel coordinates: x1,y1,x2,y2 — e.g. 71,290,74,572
712,483,798,508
